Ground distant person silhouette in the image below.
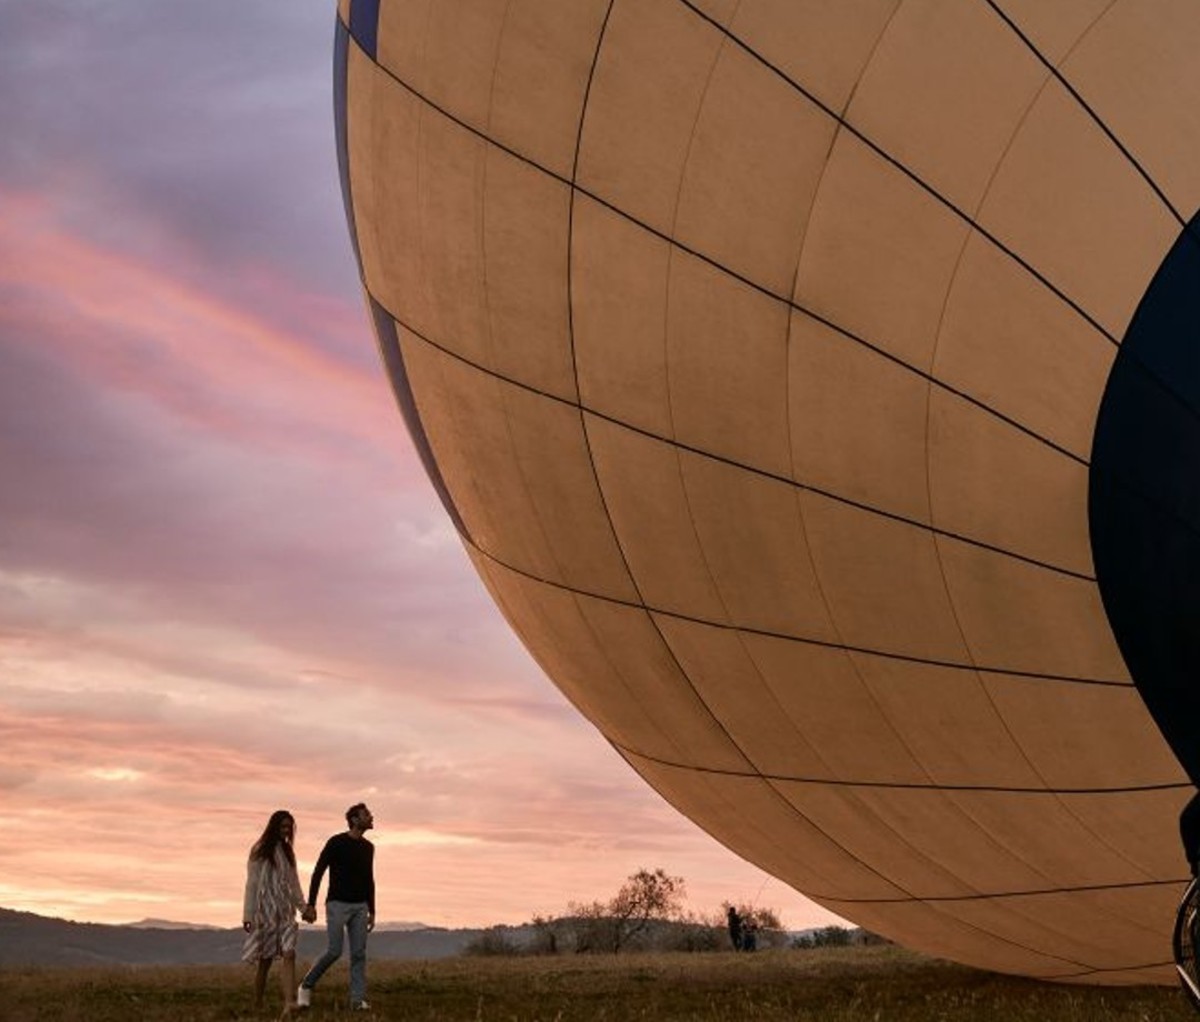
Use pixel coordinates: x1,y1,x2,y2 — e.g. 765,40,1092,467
297,803,376,1012
726,905,743,951
242,810,314,1016
742,918,758,952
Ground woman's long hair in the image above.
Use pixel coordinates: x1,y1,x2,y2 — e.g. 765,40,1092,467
250,809,296,866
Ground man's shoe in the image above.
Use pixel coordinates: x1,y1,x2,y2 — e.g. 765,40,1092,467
351,1000,371,1011
296,985,311,1009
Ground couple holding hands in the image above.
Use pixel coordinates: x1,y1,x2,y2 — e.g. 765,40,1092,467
242,803,376,1015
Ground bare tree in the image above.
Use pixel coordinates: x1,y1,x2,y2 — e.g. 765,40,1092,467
563,899,614,953
606,868,686,953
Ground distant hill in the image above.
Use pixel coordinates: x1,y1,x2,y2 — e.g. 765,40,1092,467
0,908,488,967
123,917,428,933
126,918,224,931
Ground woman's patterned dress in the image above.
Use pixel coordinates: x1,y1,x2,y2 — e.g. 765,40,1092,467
242,846,306,961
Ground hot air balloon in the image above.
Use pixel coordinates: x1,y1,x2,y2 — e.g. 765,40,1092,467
333,0,1200,983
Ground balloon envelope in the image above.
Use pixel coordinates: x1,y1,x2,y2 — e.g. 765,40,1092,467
334,0,1200,982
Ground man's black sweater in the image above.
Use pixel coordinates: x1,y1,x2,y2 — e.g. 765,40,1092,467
307,832,375,913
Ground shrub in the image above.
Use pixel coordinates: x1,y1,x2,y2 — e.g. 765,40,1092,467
793,925,856,950
463,925,521,956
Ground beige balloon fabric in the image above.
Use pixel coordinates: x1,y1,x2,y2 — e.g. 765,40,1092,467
335,0,1200,982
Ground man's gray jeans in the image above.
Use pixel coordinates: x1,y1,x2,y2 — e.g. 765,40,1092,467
301,900,369,1002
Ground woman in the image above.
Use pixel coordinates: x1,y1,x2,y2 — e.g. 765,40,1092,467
243,810,310,1015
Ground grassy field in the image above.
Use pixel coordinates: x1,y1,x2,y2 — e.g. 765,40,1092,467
1,946,1196,1021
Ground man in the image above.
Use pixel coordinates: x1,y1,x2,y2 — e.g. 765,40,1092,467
297,803,376,1011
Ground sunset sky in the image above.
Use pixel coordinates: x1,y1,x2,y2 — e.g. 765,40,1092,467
0,4,847,932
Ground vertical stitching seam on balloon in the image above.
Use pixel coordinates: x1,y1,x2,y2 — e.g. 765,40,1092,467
661,3,739,632
670,7,968,872
561,0,773,779
641,6,869,861
753,0,1005,902
908,12,1156,885
473,3,580,591
778,0,905,682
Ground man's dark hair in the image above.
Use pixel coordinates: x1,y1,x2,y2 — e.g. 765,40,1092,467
346,802,368,826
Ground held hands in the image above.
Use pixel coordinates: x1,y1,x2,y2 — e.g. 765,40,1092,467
301,904,318,924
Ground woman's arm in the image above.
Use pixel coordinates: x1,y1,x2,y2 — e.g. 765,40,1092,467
243,856,264,926
287,857,307,911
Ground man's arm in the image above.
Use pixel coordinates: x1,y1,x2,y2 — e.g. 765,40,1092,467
307,838,333,908
367,843,376,928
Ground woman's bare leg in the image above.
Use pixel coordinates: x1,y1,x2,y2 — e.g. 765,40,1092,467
278,952,297,1016
254,958,272,1008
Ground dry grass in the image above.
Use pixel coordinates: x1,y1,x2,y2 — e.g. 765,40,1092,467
1,946,1195,1021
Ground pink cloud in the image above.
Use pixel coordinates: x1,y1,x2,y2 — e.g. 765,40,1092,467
0,188,394,465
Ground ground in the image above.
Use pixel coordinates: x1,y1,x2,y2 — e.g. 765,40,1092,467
1,945,1194,1021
